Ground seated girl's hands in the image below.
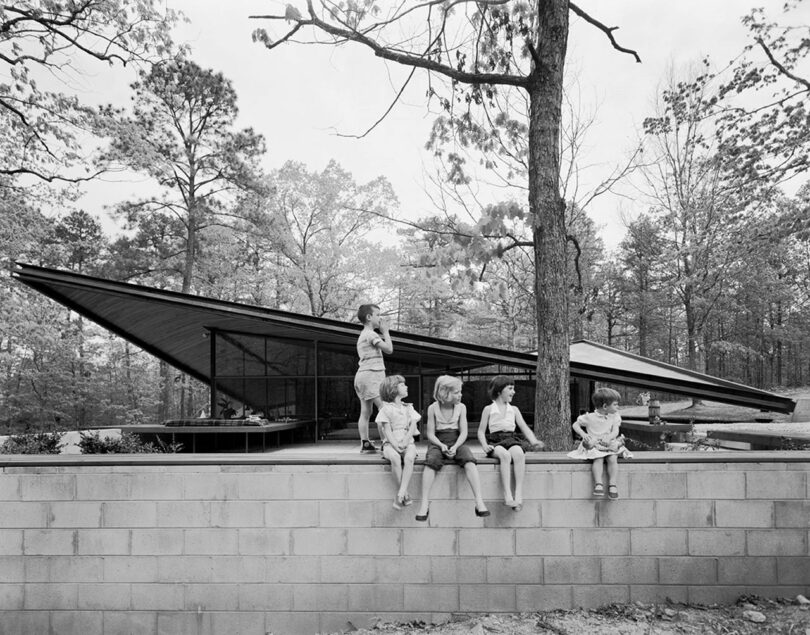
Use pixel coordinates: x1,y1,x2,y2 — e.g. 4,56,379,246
482,443,493,454
444,445,457,457
581,435,595,449
529,440,545,451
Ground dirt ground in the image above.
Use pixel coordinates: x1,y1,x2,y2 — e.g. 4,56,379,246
339,596,810,634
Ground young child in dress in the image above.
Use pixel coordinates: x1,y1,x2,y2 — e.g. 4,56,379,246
415,375,489,522
567,387,632,500
477,375,544,512
354,303,393,453
375,374,419,510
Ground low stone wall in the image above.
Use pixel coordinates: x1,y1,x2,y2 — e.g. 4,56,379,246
0,452,809,634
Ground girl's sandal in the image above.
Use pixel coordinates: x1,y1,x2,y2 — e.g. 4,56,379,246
592,483,605,498
607,485,619,500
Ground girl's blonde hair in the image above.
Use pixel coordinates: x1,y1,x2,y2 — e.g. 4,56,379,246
592,387,621,408
433,375,462,404
379,374,406,402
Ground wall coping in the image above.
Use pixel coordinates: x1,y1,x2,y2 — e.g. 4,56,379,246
2,449,810,468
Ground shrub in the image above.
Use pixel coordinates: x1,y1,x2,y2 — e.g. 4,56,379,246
78,431,182,454
0,430,64,454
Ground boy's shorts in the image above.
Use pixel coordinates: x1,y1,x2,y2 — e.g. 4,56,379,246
354,369,385,401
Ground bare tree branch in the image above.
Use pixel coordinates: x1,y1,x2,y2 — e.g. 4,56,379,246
569,2,641,63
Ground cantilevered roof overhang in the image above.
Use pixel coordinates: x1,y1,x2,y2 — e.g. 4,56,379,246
12,263,796,413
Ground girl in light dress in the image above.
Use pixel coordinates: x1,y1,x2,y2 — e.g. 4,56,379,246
375,374,419,509
567,387,632,500
415,375,489,522
477,375,544,512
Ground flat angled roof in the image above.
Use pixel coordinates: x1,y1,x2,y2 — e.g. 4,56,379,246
12,263,795,413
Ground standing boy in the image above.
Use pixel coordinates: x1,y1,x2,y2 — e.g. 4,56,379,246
354,304,393,452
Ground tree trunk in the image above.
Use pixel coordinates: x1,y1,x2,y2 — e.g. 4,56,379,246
529,0,571,451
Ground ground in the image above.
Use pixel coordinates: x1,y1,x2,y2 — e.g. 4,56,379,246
335,596,810,634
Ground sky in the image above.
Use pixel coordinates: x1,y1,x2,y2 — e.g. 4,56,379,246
68,1,803,249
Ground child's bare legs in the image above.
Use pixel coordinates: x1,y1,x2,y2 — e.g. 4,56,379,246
399,444,417,499
591,456,605,486
417,466,436,517
492,446,515,504
382,444,403,495
606,454,618,487
463,463,488,512
357,396,382,444
509,446,526,506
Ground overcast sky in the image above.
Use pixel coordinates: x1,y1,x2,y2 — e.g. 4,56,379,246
71,1,793,248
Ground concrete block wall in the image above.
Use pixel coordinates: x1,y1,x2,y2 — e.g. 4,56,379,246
0,453,809,634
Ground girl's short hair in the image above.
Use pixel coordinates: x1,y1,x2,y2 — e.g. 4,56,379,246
488,375,515,400
592,387,621,408
433,375,462,404
356,303,379,324
379,374,406,402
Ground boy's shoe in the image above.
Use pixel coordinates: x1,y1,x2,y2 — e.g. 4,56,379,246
360,440,377,453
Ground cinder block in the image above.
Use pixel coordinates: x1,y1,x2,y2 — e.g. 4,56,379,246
688,530,746,556
157,556,213,583
183,583,239,610
157,611,212,635
238,583,294,610
0,477,20,501
292,528,347,555
0,584,23,609
430,556,486,584
516,584,573,611
515,528,571,556
774,501,810,527
630,472,687,499
374,556,432,583
129,472,183,500
776,556,810,584
320,556,376,584
237,473,293,499
601,556,657,583
130,583,184,610
0,530,22,556
103,556,158,583
630,529,688,556
24,555,103,583
522,471,572,499
264,611,319,635
404,528,457,556
292,473,348,499
24,529,75,555
459,584,516,612
458,528,513,556
658,557,717,585
210,501,264,528
715,500,773,528
572,529,629,556
656,501,714,528
156,501,210,528
541,500,597,527
404,583,458,611
210,611,266,635
486,556,542,583
0,557,23,585
573,584,630,608
238,528,290,555
104,610,158,635
293,582,348,610
543,557,600,584
686,585,744,606
348,583,404,611
77,529,130,555
21,474,76,501
131,529,184,555
77,583,131,610
211,556,265,583
263,500,319,528
747,470,806,499
747,529,807,556
76,474,128,500
629,584,688,605
347,528,401,556
718,556,777,585
318,501,374,527
24,582,78,609
266,556,321,583
184,528,239,555
344,472,396,500
0,610,51,634
0,502,47,528
50,611,104,634
598,501,655,528
182,472,240,500
687,471,745,499
103,502,158,528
